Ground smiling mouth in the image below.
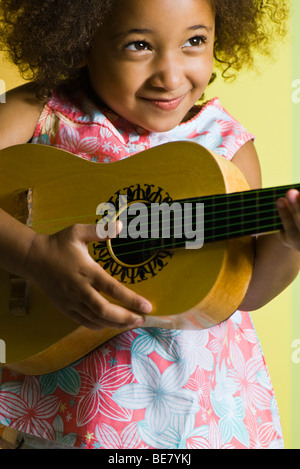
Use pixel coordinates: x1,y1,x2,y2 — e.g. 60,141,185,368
142,95,186,111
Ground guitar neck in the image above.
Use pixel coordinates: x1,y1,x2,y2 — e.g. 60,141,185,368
119,183,300,254
191,182,300,244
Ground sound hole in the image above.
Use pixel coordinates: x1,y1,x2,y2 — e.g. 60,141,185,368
109,236,162,267
93,192,175,284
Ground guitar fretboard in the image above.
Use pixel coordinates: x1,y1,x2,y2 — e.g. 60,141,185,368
112,183,300,257
182,183,300,244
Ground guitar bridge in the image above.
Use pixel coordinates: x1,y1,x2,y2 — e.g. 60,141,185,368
9,188,33,317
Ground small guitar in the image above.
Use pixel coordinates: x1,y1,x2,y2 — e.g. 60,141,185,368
0,141,296,375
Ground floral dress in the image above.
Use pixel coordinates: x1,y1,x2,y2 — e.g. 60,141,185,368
0,91,283,449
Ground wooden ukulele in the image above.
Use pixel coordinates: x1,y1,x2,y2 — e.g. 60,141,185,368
0,141,295,375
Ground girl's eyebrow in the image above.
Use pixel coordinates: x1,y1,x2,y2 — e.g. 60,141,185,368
112,28,153,39
189,24,214,32
113,24,213,40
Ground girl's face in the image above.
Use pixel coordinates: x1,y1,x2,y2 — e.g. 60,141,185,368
87,0,215,132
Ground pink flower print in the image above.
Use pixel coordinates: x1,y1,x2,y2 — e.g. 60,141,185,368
186,432,211,449
76,351,134,426
58,125,101,156
94,422,143,449
207,321,228,354
229,341,272,410
109,330,137,352
100,125,112,140
185,366,211,412
207,419,235,449
187,419,235,449
242,328,259,345
176,330,214,374
99,120,126,145
49,94,78,116
246,411,277,449
0,377,60,440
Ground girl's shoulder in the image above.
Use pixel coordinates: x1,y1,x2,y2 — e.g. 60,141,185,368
0,83,44,150
187,97,244,127
175,97,255,161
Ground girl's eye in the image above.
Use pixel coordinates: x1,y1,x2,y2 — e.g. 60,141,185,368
125,41,150,52
183,36,206,48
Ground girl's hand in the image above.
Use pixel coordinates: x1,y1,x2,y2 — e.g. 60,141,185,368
277,189,300,251
23,222,152,330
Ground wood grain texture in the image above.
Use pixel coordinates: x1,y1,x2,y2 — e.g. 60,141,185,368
0,142,254,374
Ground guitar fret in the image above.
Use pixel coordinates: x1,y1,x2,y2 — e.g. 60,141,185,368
203,195,215,243
255,189,260,235
176,182,300,246
121,183,300,250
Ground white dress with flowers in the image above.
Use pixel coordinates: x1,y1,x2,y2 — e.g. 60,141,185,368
0,90,284,449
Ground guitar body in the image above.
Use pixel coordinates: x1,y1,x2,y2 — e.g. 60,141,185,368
0,141,254,375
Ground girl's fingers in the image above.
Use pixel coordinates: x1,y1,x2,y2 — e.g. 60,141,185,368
67,291,146,330
286,189,300,204
65,309,106,330
277,197,295,232
48,221,152,328
277,190,300,231
87,280,149,324
90,263,152,315
65,308,141,331
286,190,300,230
76,220,153,314
277,191,300,250
71,221,123,244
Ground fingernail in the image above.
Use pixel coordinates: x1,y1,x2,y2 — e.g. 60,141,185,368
277,199,285,209
287,190,299,204
140,301,152,314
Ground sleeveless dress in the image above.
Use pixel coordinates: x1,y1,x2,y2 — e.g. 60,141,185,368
0,91,284,449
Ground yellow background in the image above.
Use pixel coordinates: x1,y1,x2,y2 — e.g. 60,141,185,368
208,11,298,447
210,21,294,448
0,2,299,448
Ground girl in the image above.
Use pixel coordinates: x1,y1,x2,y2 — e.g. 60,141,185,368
0,0,299,449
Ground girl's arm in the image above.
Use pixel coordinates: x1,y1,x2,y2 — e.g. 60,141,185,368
0,82,44,148
232,140,300,311
0,83,44,274
0,85,152,329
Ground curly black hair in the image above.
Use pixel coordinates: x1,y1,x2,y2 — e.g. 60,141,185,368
0,0,289,100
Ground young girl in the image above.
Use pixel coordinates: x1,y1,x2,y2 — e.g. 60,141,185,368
0,0,299,450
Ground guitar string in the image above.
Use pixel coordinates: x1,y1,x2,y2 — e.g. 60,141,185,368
31,210,282,259
21,188,288,257
91,219,282,260
31,204,281,247
33,205,280,235
30,186,287,229
31,194,282,243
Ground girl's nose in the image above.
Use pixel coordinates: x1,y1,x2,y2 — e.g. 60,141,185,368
148,53,185,91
